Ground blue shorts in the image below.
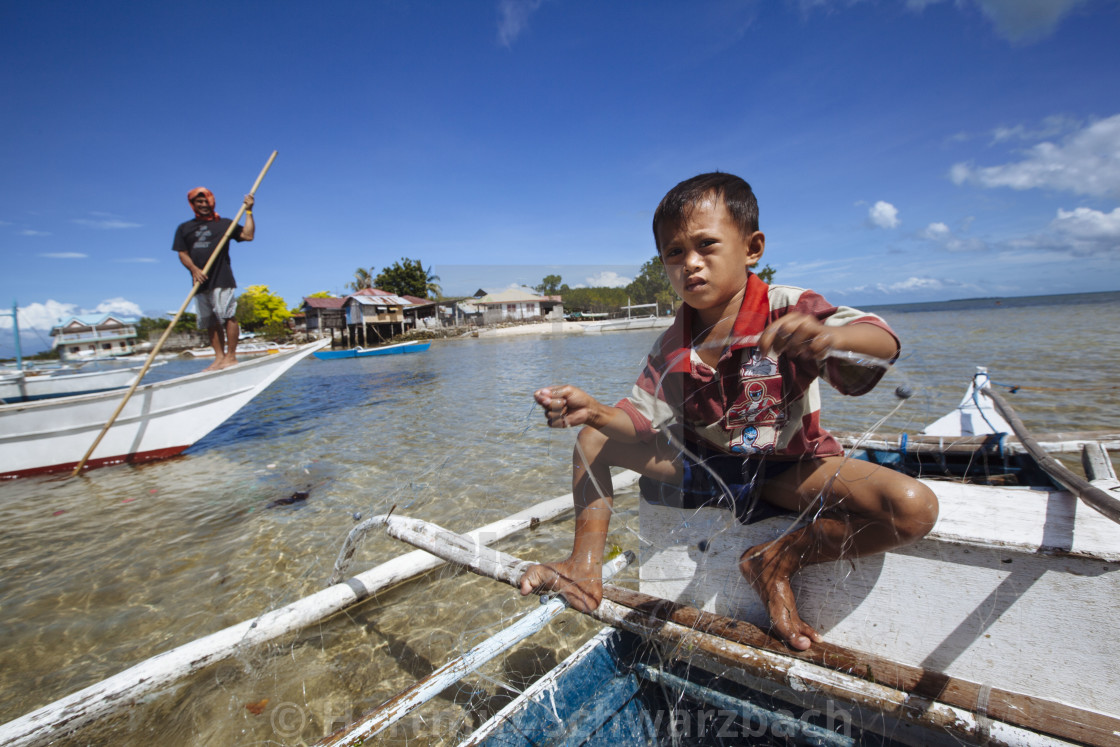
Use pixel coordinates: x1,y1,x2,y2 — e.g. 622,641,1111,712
639,443,797,525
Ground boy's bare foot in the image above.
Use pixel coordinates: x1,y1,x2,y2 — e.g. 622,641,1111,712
201,359,222,372
740,542,822,651
519,560,603,612
215,357,238,370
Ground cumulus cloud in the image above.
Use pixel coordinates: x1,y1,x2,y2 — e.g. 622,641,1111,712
905,0,1088,42
868,201,900,229
40,252,87,259
1045,206,1120,256
497,0,544,46
923,222,950,239
585,271,632,288
951,114,1120,198
0,298,145,332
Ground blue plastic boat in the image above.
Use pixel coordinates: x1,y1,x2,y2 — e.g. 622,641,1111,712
312,341,431,360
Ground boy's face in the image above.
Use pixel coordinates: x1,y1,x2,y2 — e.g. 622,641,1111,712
657,197,764,325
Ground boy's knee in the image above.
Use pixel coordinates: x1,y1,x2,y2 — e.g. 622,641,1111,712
892,481,938,543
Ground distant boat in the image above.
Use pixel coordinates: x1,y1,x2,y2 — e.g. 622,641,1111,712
580,315,673,333
0,339,328,480
580,301,673,333
0,364,160,404
312,341,431,360
183,341,295,358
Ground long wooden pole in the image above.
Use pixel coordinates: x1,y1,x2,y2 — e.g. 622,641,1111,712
70,151,278,477
982,386,1120,524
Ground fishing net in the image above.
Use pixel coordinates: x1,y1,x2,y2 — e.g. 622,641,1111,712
1,294,1118,745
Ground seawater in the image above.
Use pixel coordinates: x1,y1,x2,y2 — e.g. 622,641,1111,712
0,292,1117,745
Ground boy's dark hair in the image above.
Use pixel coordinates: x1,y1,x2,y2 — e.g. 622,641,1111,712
652,172,759,252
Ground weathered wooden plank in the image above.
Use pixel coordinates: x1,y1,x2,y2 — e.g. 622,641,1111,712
1082,443,1117,482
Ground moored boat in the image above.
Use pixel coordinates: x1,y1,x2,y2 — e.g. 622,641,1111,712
312,340,431,360
0,339,328,479
183,341,294,357
0,364,159,403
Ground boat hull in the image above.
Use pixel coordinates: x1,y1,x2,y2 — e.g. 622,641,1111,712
312,341,431,360
0,339,328,479
0,366,146,403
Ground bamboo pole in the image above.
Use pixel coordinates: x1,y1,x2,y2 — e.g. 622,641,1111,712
982,387,1120,524
70,151,278,476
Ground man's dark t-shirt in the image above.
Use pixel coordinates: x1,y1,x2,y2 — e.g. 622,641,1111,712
172,219,244,292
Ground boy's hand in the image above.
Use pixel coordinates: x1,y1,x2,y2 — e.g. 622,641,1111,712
758,312,834,362
518,559,604,612
534,385,603,428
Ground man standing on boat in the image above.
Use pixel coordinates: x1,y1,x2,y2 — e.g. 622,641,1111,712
173,187,255,371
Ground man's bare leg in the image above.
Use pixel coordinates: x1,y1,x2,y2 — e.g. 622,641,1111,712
216,319,240,369
741,457,937,650
202,324,225,372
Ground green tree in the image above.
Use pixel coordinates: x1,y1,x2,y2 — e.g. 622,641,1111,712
349,268,374,292
236,285,292,336
626,256,676,310
756,264,776,284
136,313,198,339
535,274,562,295
375,258,439,298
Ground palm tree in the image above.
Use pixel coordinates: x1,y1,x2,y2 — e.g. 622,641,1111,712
349,267,374,292
424,265,442,299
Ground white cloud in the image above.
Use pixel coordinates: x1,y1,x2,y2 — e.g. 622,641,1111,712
497,0,543,46
0,298,145,332
585,271,632,288
905,0,1088,42
72,218,142,229
19,229,50,236
40,252,87,259
881,277,945,292
90,297,144,318
923,222,950,239
1051,206,1120,239
991,114,1080,143
951,114,1120,198
868,201,900,229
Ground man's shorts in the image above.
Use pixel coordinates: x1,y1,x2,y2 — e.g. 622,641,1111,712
639,442,797,525
196,287,237,328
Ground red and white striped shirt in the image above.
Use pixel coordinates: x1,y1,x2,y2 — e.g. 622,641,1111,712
616,275,897,459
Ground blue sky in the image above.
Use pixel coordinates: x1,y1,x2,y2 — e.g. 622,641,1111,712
2,0,1119,355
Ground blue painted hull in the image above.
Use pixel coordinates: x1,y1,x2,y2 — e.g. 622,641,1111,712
465,628,859,746
313,342,431,360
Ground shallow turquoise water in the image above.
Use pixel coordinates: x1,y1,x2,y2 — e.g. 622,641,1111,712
0,293,1117,744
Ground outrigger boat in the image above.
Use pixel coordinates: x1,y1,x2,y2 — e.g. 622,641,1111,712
2,369,1117,746
0,363,160,404
312,340,431,360
0,339,328,479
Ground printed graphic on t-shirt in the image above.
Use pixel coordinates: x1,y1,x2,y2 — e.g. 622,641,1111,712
192,225,214,250
725,349,784,454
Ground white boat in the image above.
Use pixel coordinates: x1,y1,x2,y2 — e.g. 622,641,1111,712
182,341,294,357
0,364,158,403
0,339,328,479
580,303,673,333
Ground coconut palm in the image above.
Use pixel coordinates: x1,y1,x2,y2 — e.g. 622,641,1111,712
349,267,374,292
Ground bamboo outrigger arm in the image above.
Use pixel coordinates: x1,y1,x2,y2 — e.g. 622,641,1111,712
982,387,1120,524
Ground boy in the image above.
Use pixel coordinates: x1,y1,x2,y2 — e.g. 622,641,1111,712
518,173,938,651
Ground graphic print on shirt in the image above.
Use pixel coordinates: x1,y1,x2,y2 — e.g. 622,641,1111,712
192,225,214,251
726,348,784,454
